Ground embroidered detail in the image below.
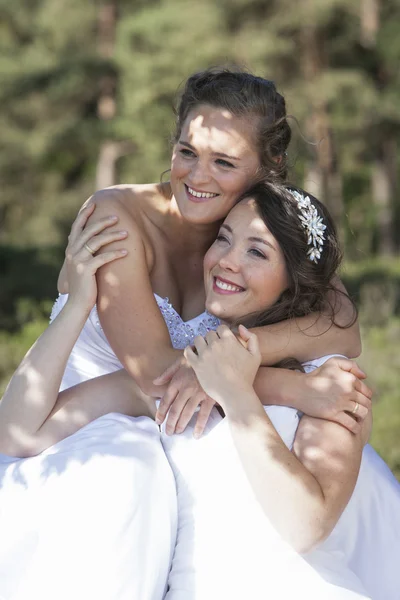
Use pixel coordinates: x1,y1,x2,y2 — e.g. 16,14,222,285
157,297,220,349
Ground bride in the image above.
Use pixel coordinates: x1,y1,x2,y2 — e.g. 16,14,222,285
1,182,399,599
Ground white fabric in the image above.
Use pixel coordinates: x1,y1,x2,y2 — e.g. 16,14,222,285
0,414,177,600
0,295,399,599
161,393,370,599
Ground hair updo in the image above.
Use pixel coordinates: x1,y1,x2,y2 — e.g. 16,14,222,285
236,182,355,331
173,66,291,181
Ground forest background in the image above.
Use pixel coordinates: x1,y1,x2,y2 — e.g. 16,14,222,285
0,0,399,479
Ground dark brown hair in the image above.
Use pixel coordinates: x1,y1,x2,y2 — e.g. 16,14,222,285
173,66,291,181
236,181,356,333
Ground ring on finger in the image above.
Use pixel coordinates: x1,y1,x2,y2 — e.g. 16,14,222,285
84,242,95,255
351,401,359,415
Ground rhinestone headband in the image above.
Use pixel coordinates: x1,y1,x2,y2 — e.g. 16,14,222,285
288,189,326,263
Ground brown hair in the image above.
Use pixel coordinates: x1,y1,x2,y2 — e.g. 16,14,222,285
236,182,356,333
173,66,291,181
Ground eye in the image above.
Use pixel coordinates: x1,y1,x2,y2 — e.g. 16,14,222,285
216,158,235,169
179,148,196,158
216,233,229,243
248,248,266,259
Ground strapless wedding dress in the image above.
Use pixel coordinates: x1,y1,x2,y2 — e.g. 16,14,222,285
49,294,400,598
0,294,398,599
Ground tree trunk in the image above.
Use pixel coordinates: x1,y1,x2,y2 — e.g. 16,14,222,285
300,19,344,241
371,138,397,256
95,0,119,191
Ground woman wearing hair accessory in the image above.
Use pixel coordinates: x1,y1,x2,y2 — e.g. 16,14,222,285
0,66,391,600
1,182,399,599
55,66,364,438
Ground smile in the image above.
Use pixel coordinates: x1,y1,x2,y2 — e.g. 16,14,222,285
186,185,219,199
213,277,244,293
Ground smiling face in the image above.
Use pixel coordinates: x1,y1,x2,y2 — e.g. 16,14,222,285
170,104,261,225
203,198,289,323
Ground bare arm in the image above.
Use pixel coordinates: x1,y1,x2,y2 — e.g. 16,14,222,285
80,191,182,396
251,278,361,364
185,325,370,553
0,207,128,456
253,358,372,432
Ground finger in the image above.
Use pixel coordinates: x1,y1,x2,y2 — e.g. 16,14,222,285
68,203,96,246
216,324,233,338
80,229,128,256
335,412,361,435
192,335,208,354
90,249,128,270
175,395,203,434
205,330,219,345
165,391,191,435
194,399,215,439
336,358,366,380
238,325,260,356
354,378,373,402
347,397,369,421
155,387,178,425
77,218,122,251
153,358,184,385
184,346,197,367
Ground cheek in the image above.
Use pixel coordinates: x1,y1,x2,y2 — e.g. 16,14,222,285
203,247,217,276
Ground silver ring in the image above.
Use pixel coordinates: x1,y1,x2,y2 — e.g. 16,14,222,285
84,242,95,255
351,402,359,415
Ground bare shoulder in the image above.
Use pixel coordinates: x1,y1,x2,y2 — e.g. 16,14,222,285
86,183,170,222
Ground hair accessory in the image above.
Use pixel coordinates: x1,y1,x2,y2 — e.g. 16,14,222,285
288,189,326,263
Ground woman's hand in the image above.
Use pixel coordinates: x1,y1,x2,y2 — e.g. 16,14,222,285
184,324,261,413
300,357,373,433
154,358,216,438
65,203,128,312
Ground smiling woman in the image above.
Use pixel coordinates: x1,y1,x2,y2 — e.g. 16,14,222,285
0,67,370,600
204,197,289,321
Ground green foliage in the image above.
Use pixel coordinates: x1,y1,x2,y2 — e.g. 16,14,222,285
0,0,399,480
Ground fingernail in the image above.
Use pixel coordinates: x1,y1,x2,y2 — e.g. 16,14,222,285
193,431,201,440
120,250,128,255
110,215,118,220
118,231,127,235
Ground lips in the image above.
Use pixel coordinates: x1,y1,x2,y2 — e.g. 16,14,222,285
185,184,219,203
213,276,245,294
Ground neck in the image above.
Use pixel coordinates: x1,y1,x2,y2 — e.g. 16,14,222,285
165,195,221,255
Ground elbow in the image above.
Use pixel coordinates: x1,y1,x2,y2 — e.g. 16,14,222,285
285,517,334,555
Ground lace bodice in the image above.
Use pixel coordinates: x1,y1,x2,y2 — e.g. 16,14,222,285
155,295,220,349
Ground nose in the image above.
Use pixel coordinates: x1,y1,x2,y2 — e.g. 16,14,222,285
218,247,240,273
189,158,211,185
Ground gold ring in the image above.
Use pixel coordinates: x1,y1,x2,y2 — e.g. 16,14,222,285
352,402,359,415
84,242,95,255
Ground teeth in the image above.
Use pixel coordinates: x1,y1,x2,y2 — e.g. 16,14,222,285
215,278,243,292
187,186,218,199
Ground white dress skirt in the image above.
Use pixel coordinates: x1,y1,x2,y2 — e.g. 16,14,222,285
0,414,177,600
0,294,398,599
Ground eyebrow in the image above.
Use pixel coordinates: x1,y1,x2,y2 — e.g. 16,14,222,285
179,140,241,162
220,224,277,252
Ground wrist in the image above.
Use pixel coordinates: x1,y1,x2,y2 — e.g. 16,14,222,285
62,298,92,325
222,389,265,422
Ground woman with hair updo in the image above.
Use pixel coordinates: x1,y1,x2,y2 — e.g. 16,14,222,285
55,66,364,435
1,182,399,599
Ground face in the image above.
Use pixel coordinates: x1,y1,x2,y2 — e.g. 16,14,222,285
170,104,261,225
203,198,289,323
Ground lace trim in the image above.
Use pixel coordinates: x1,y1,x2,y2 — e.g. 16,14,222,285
156,297,220,350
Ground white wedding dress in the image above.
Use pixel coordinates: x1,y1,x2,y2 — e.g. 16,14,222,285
0,293,399,600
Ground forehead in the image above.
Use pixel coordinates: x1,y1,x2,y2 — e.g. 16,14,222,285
224,199,267,233
182,104,257,153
